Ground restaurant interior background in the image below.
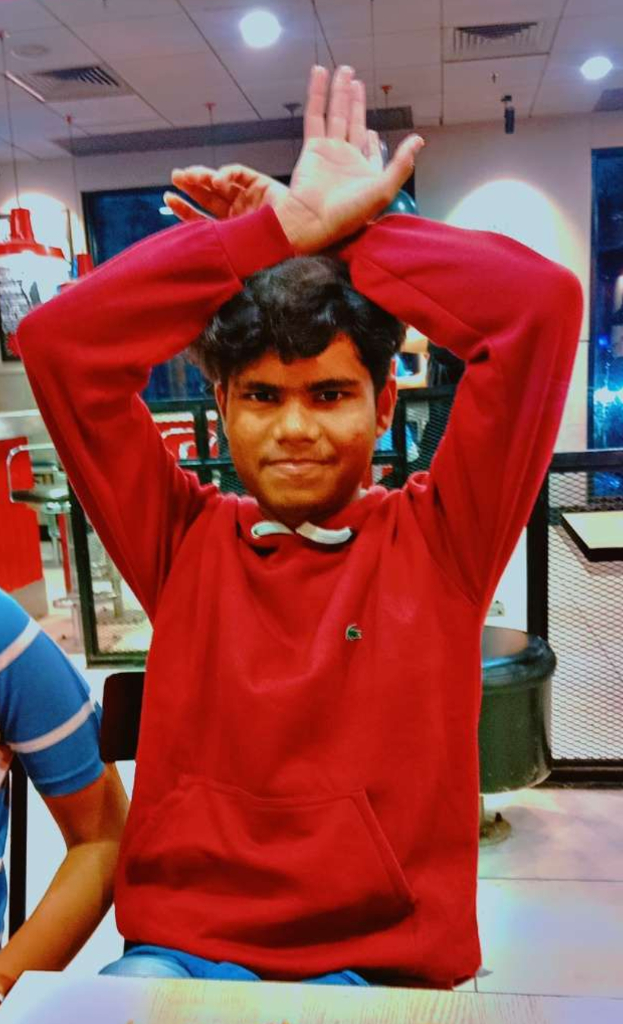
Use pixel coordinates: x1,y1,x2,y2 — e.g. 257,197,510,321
0,0,622,1001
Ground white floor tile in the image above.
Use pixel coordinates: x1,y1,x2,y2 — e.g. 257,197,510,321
479,788,623,881
477,878,623,997
453,977,476,991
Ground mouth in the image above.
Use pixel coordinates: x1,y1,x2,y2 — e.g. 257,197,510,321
265,459,328,474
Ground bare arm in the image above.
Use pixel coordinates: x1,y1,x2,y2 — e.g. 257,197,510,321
0,765,128,997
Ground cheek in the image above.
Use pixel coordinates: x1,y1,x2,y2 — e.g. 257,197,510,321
225,418,262,471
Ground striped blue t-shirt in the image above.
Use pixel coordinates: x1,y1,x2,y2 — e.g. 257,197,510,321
0,589,104,941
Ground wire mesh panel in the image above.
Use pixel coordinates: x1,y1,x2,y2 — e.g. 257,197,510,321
402,386,456,473
547,466,623,760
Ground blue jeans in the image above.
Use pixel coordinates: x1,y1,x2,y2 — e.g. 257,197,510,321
100,944,369,986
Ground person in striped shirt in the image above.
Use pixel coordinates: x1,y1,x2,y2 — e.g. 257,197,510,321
0,588,128,1001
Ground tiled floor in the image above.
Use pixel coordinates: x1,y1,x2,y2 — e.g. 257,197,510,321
474,788,623,998
16,555,623,997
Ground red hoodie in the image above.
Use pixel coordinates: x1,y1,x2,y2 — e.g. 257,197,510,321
18,207,582,987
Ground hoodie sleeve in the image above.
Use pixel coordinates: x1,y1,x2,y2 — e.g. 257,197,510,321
341,214,583,610
17,207,294,620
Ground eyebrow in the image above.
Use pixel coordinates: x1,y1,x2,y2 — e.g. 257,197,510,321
236,377,362,394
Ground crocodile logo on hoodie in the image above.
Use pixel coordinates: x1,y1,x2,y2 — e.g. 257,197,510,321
345,623,363,641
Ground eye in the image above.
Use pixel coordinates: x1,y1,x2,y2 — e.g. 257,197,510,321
244,390,277,403
317,390,346,403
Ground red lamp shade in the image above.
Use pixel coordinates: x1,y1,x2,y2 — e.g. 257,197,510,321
0,208,65,259
0,207,69,356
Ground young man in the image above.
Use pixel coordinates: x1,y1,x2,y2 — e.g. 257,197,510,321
18,65,582,988
0,588,128,1000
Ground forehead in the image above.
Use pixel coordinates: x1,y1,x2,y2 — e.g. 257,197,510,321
233,334,370,388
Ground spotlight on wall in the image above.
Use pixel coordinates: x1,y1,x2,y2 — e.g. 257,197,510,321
501,94,515,135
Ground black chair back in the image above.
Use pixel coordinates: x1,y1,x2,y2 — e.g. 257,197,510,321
8,758,28,937
100,672,145,762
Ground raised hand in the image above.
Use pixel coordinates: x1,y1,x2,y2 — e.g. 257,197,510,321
165,65,424,253
274,65,424,252
164,165,288,222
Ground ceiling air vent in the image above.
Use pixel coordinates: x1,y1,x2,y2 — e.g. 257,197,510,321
594,89,623,113
444,21,552,62
5,63,132,102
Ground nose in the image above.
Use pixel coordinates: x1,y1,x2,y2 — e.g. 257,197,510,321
272,398,321,444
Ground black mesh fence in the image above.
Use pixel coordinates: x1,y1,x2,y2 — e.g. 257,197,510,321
545,462,623,762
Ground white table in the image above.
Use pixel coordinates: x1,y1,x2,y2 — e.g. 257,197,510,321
2,973,622,1024
561,510,623,562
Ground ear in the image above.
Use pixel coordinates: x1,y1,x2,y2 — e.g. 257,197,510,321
215,381,228,437
375,375,397,438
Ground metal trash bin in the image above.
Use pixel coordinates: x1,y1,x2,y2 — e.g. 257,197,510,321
479,626,555,843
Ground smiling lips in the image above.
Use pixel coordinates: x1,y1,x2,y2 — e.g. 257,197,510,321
266,458,328,473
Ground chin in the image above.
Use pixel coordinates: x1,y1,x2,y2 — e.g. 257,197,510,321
266,490,353,528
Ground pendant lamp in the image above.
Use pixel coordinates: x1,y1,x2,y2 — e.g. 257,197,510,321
0,30,68,358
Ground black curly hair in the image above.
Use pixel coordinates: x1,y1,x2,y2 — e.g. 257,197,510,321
189,255,405,396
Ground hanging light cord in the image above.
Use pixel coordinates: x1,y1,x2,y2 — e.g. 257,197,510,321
207,103,216,169
309,0,335,70
66,115,81,263
370,0,378,131
311,0,319,65
0,30,21,207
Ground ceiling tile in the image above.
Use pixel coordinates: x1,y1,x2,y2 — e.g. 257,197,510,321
242,76,317,120
0,141,36,161
331,30,441,71
1,102,72,138
46,94,160,127
315,0,441,37
313,1,377,40
3,25,99,72
552,15,623,59
71,15,210,61
216,38,330,85
355,65,441,120
533,63,623,115
163,95,259,126
564,0,622,15
179,0,267,9
37,0,182,25
327,35,373,72
112,51,236,102
443,54,546,123
111,55,257,124
532,88,602,116
0,1,58,31
442,0,567,26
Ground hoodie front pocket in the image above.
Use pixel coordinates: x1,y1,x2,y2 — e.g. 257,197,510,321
125,777,416,947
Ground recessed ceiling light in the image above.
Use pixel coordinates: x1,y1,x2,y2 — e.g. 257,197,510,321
581,56,613,81
10,43,50,60
239,10,281,49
